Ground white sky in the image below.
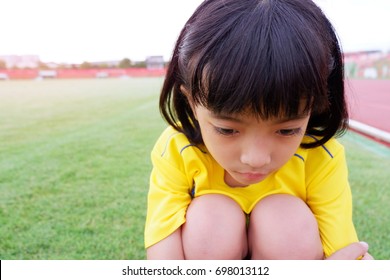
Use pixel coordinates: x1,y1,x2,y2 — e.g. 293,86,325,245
0,0,389,63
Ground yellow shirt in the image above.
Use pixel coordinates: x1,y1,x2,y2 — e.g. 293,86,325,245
145,126,358,257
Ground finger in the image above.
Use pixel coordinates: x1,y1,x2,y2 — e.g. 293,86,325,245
361,253,374,260
326,242,369,260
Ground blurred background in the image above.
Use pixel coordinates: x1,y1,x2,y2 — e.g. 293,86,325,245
1,0,390,85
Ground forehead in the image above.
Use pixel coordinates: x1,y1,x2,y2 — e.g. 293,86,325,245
202,104,311,124
187,56,317,121
202,96,312,121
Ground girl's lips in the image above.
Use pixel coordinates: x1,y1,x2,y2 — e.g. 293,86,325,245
237,171,268,182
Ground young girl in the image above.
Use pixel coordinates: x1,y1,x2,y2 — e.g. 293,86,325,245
145,0,373,260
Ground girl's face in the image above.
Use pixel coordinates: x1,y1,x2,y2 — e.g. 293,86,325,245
193,105,310,187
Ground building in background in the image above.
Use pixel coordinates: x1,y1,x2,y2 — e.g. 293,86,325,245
0,55,40,69
344,50,390,79
146,56,164,70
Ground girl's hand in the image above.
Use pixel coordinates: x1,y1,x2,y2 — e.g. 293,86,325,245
326,242,374,260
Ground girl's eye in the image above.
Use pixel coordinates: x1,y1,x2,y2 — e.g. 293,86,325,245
214,127,238,136
277,128,302,137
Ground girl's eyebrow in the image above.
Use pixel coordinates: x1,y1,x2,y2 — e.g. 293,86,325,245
273,114,310,124
209,112,245,123
210,112,309,124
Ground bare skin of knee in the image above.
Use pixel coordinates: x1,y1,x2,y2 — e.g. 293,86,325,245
182,194,247,259
248,194,324,260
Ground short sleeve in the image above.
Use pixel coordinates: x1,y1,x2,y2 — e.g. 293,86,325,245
144,130,193,248
305,141,358,257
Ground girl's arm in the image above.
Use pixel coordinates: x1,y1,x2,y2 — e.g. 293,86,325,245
145,128,192,256
305,141,361,257
146,228,184,259
325,242,374,260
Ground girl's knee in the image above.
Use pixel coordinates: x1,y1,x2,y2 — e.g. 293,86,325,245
182,194,247,259
248,194,323,259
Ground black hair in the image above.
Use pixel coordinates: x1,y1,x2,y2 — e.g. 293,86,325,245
159,0,348,148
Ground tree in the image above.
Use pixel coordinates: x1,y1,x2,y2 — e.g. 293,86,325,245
80,61,93,69
0,60,7,69
38,61,50,70
119,58,132,68
133,61,147,68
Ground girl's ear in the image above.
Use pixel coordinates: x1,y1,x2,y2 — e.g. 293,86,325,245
180,85,197,118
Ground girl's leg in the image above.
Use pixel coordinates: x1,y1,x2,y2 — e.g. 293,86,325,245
248,194,324,260
182,194,248,259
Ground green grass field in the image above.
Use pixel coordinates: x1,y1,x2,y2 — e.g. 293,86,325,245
0,78,389,259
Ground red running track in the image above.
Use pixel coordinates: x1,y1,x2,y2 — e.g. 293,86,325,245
346,79,390,133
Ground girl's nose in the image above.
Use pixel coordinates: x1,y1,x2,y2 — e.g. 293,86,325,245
240,144,271,169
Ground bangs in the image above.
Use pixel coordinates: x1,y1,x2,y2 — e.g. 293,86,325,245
163,0,346,147
180,0,332,120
